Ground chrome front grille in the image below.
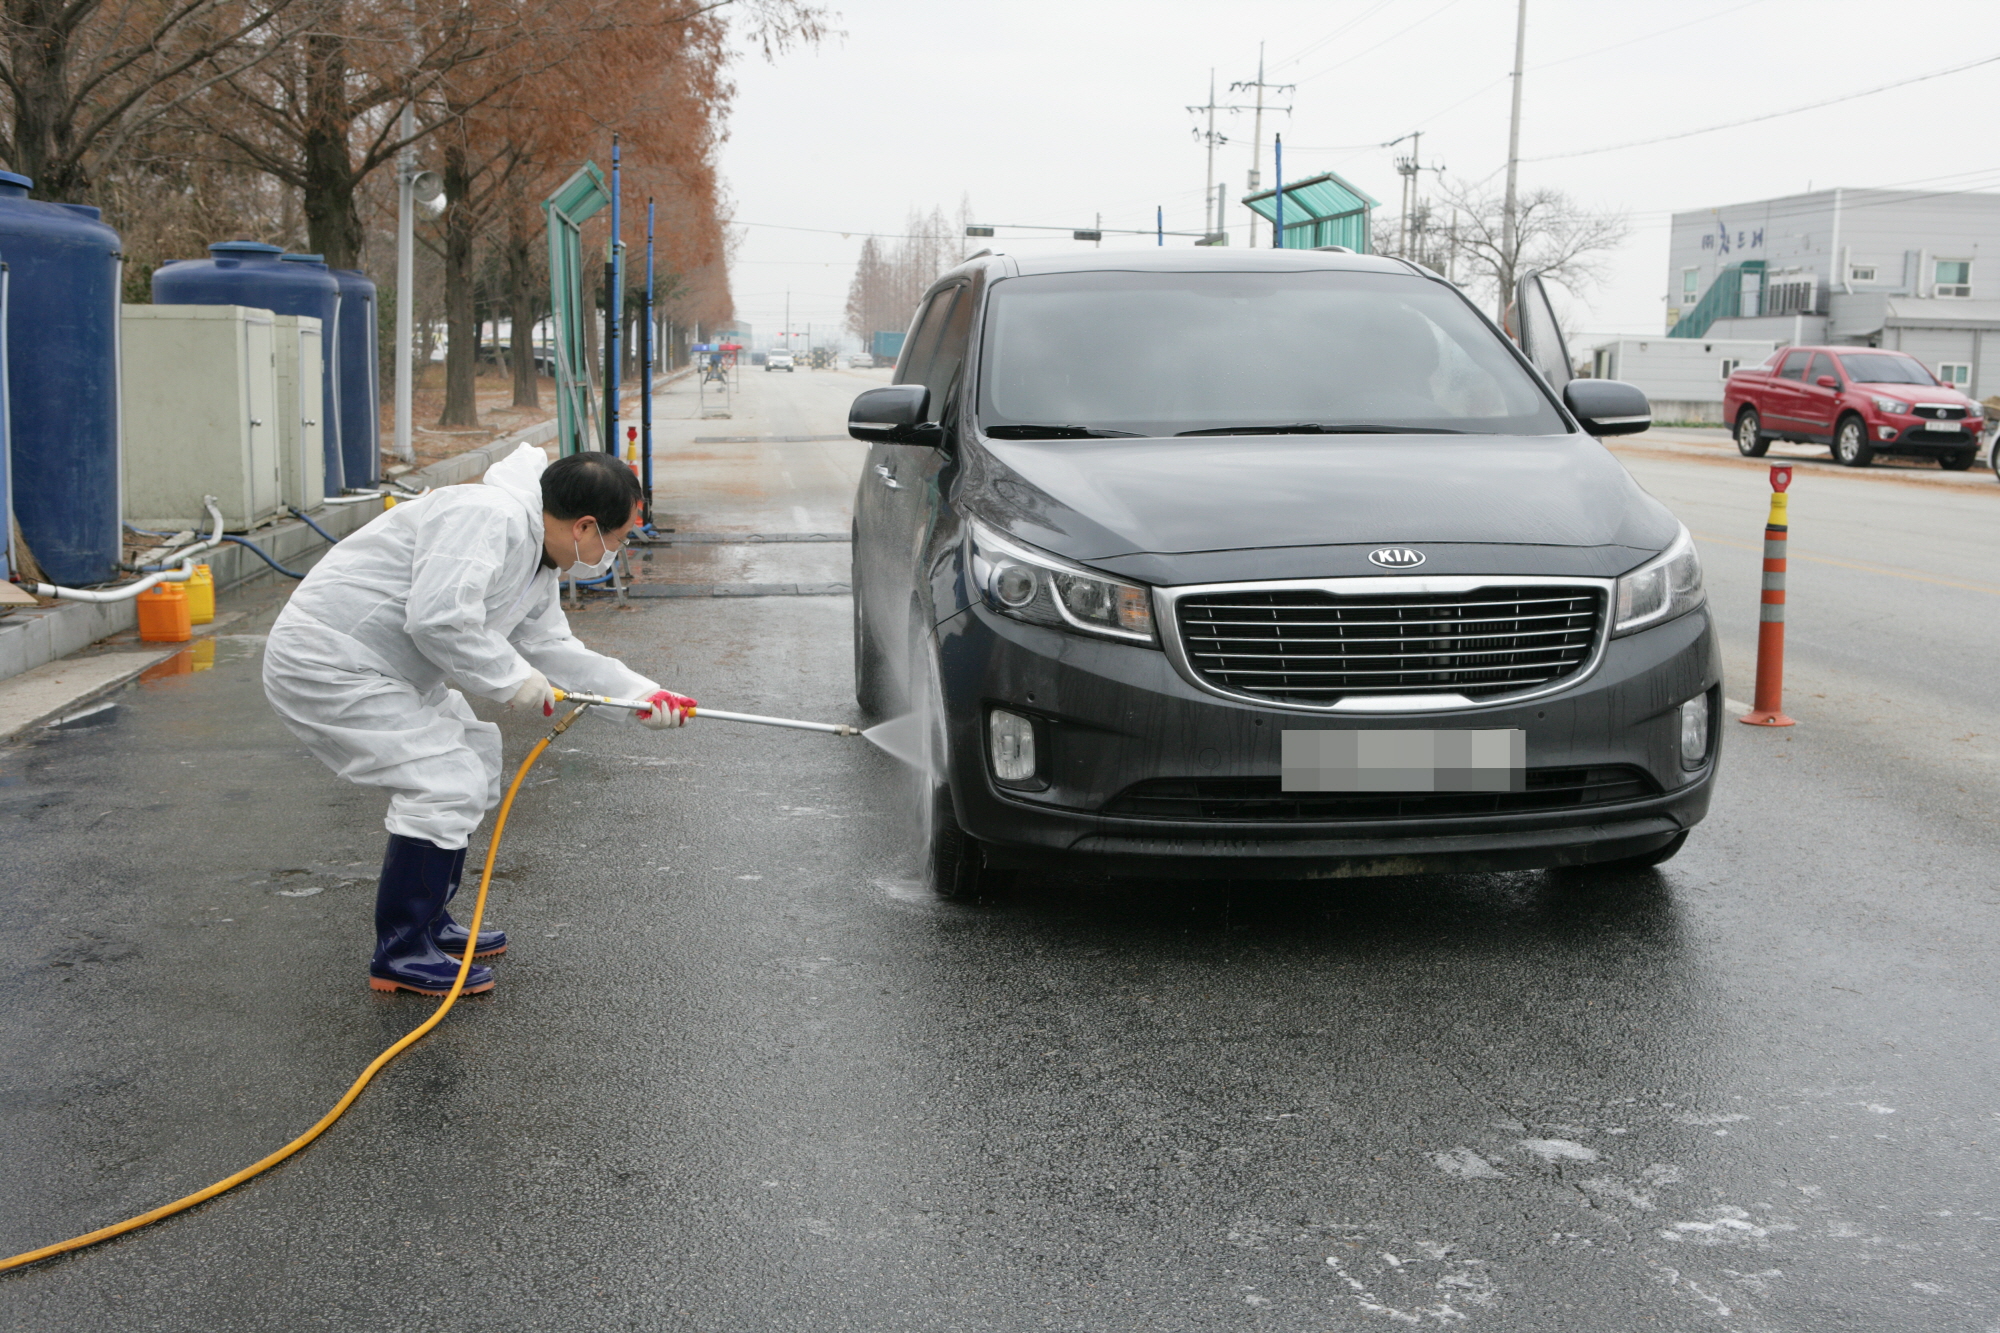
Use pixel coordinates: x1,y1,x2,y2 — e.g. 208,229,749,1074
1914,403,1968,420
1171,583,1605,706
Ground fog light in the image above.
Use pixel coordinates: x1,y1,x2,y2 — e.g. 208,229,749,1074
1877,425,1897,440
989,708,1037,782
1679,693,1710,766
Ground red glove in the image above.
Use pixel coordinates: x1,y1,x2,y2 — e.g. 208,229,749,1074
637,689,695,729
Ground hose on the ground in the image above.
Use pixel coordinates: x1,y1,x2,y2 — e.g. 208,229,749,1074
288,507,342,546
0,704,587,1274
220,536,305,579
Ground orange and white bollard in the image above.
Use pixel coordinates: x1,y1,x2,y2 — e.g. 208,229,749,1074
1741,463,1796,727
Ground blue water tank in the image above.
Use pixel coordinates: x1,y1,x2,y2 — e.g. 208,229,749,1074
330,267,379,488
153,241,344,495
0,171,122,586
0,258,11,583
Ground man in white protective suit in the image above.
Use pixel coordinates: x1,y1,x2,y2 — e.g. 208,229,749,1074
263,444,694,996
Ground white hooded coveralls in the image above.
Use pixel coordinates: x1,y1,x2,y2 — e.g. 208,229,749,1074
262,444,656,849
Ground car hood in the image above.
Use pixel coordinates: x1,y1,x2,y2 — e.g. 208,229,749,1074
1854,385,1973,405
964,433,1679,581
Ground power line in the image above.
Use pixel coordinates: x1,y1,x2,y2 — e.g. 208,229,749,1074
1528,52,2000,162
1267,0,1408,71
1528,0,1773,72
1292,0,1471,86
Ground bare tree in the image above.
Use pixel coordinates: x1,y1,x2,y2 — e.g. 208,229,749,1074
844,203,972,349
1431,176,1628,319
0,0,300,201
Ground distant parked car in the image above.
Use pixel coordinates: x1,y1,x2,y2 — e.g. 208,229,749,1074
767,350,795,372
848,352,876,369
1724,347,1982,469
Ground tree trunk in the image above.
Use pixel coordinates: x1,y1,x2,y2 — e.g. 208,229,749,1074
5,0,90,201
438,139,478,427
507,210,538,407
300,18,364,269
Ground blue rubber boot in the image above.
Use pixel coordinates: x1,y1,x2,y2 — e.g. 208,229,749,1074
369,834,494,996
433,845,508,959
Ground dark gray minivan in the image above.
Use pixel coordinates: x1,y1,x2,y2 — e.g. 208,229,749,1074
849,249,1718,897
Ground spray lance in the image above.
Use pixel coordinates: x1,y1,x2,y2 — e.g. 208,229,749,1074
550,688,860,737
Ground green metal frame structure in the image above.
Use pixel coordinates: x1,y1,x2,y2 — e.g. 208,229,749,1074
1244,170,1380,252
542,162,610,455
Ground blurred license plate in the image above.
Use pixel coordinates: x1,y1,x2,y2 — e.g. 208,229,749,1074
1282,728,1526,793
1922,420,1963,432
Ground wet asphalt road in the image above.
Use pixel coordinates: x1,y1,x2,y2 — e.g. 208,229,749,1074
3,372,1999,1331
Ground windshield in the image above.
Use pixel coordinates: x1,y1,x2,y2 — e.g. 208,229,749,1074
977,269,1569,438
1836,352,1938,387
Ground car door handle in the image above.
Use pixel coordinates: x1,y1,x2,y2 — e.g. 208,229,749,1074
874,463,902,490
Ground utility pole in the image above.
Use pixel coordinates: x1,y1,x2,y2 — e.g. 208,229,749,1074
604,133,622,452
1386,131,1442,262
1501,0,1529,303
1231,44,1294,250
784,289,790,346
1188,69,1258,246
392,102,415,467
1394,133,1418,258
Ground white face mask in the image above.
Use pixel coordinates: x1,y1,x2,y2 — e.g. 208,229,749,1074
564,525,618,579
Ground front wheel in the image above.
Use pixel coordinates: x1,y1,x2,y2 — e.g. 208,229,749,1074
1833,415,1874,467
1734,409,1769,457
1939,447,1977,471
926,778,1007,901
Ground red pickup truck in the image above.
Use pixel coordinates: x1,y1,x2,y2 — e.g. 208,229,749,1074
1723,346,1983,469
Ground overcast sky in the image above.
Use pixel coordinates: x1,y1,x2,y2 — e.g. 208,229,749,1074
716,0,1998,348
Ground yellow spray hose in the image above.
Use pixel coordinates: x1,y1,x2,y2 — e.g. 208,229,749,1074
0,703,589,1275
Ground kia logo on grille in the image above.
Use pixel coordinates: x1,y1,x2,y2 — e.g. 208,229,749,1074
1368,547,1426,569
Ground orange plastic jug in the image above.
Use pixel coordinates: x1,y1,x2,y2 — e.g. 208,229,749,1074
137,581,192,643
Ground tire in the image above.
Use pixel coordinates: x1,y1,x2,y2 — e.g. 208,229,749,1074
1603,830,1689,869
926,778,996,901
911,616,1009,902
1939,447,1976,471
1734,409,1769,457
1833,414,1874,467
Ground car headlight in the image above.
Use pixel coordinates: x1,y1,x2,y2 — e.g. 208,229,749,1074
1871,396,1910,414
967,519,1157,644
1613,526,1705,636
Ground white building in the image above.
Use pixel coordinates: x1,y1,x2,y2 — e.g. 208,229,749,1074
1588,337,1778,424
1664,188,2000,397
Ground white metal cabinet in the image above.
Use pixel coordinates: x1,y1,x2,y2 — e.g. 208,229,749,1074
122,304,282,532
273,314,325,512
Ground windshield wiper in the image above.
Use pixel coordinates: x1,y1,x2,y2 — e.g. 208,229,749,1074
982,423,1144,439
1175,423,1464,436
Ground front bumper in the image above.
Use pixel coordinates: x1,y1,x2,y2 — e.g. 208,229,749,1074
1880,421,1978,450
933,600,1721,879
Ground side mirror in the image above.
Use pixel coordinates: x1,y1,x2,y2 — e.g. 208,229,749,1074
1563,379,1651,436
848,384,942,445
1816,375,1840,389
